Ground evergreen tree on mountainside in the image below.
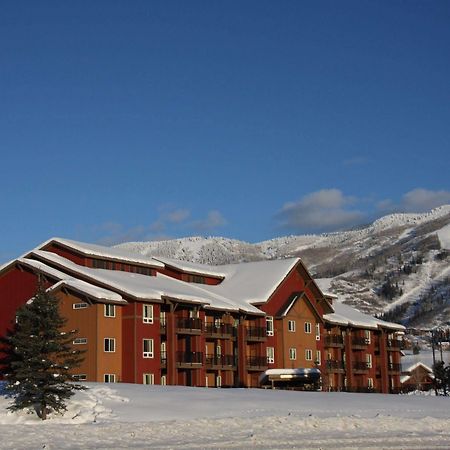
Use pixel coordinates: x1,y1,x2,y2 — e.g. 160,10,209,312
0,282,84,420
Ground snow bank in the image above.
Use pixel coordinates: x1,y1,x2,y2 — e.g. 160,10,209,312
1,383,450,448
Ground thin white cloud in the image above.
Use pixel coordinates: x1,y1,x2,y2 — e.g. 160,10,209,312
191,210,227,233
378,188,450,213
277,189,365,233
342,156,370,167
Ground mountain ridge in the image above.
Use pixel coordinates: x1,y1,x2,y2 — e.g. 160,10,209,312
115,206,450,328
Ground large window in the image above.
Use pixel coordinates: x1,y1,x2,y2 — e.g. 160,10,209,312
266,346,275,364
104,338,115,352
288,320,296,332
143,304,154,324
104,304,116,318
289,348,297,360
266,316,274,336
143,339,154,358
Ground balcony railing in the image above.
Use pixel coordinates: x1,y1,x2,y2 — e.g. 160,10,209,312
205,354,236,368
246,355,268,369
388,362,402,372
176,351,203,366
386,339,401,350
352,361,370,371
204,323,235,337
325,335,344,347
352,337,369,347
176,318,203,333
326,359,345,371
245,326,266,341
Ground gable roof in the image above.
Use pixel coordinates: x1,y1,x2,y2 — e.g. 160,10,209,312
27,251,263,314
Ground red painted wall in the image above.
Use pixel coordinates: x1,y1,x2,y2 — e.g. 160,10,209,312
43,243,87,266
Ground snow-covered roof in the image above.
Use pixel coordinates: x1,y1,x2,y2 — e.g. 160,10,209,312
15,258,126,304
200,258,300,305
324,301,405,331
28,251,262,314
151,256,227,278
401,351,450,372
402,361,434,374
37,237,165,268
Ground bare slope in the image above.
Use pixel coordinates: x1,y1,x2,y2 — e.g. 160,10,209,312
116,206,450,328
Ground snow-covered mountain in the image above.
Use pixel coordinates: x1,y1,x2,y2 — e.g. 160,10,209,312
115,206,450,328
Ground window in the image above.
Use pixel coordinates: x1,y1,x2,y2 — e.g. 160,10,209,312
73,338,87,345
267,346,275,364
93,259,108,269
143,304,154,324
315,350,321,365
304,322,312,334
266,316,274,336
104,304,115,318
72,374,87,381
288,320,296,332
104,338,115,352
104,374,116,383
305,349,313,361
189,310,199,319
216,345,221,356
143,373,154,385
366,353,372,369
368,378,374,389
216,375,222,387
161,375,166,386
143,339,154,358
160,311,166,326
289,348,297,360
315,323,321,341
160,341,167,361
73,302,88,310
365,330,371,344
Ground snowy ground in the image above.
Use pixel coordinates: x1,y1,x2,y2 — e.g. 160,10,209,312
1,383,450,449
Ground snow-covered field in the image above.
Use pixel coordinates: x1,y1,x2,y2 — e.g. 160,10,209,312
1,384,450,449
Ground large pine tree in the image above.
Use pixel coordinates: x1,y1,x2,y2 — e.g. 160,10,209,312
0,282,84,420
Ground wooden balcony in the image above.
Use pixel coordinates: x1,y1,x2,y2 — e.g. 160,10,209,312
326,359,345,373
246,355,268,371
352,337,369,349
205,354,236,370
386,339,401,351
325,335,344,347
176,351,203,368
352,361,370,373
176,318,202,335
245,326,266,342
388,362,402,372
204,323,236,339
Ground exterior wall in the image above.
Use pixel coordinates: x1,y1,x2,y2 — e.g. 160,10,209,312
43,243,87,266
0,266,40,339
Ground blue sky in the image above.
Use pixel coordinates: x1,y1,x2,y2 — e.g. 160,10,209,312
1,1,450,262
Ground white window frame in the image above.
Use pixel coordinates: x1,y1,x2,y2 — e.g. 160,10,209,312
365,329,371,344
216,375,222,387
143,338,154,358
288,320,296,332
289,348,297,360
305,349,313,361
189,309,199,319
366,353,372,369
304,322,312,334
73,302,88,310
315,350,321,365
104,338,115,353
216,345,221,356
73,338,88,345
143,373,154,385
266,346,275,364
266,316,274,336
104,374,116,383
368,377,374,389
104,304,116,318
143,304,154,324
161,375,166,386
315,323,321,340
160,311,166,326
